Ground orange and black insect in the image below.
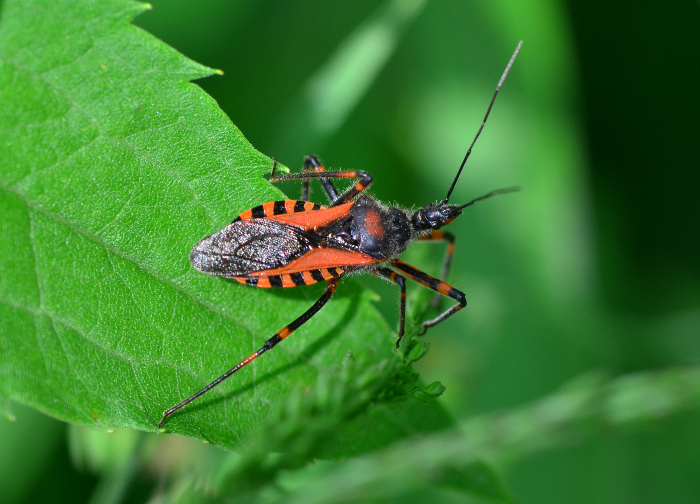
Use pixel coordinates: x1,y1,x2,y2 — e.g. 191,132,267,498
158,41,522,428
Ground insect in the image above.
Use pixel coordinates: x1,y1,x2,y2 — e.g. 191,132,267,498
158,41,522,428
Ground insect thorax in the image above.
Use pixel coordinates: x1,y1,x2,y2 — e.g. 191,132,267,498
340,196,413,260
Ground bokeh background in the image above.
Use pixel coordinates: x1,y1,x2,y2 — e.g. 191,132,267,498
3,0,699,503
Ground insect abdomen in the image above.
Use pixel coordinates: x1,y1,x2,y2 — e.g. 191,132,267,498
234,200,323,222
233,267,346,288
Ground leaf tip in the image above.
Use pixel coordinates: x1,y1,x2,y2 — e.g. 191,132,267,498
130,1,153,18
0,398,14,422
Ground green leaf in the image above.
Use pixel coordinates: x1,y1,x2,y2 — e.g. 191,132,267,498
434,460,512,503
0,0,450,453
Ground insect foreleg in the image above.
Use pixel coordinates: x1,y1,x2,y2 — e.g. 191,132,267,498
417,230,456,308
302,155,340,203
269,170,373,207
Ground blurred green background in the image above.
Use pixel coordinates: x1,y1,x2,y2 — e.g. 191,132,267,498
3,0,699,503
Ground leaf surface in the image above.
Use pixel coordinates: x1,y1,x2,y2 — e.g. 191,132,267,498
0,0,451,452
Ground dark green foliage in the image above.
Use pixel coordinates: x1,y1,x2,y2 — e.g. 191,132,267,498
1,0,699,503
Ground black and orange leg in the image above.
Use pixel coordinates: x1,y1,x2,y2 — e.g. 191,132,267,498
371,268,407,347
418,230,456,307
270,163,373,207
390,259,466,334
270,156,340,203
302,155,340,203
158,278,340,428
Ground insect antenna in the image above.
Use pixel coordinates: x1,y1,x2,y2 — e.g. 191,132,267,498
459,186,519,209
444,40,523,204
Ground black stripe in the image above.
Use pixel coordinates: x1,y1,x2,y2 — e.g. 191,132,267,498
262,334,283,351
290,272,306,286
449,288,467,305
246,277,258,286
287,286,335,332
273,200,287,215
393,261,419,276
311,203,322,210
294,200,306,212
251,205,265,218
310,269,325,282
268,275,283,287
420,275,441,290
327,267,341,279
395,262,440,289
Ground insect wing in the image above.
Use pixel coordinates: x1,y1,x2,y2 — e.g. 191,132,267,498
190,219,311,277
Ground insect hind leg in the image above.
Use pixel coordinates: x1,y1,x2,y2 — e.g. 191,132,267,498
158,278,340,428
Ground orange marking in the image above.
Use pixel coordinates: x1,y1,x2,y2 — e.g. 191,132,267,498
257,277,272,288
281,275,296,288
262,201,276,216
238,208,253,220
285,200,297,213
304,201,317,212
264,201,354,231
278,326,292,339
321,269,341,281
435,281,452,296
234,277,247,285
302,271,317,284
364,209,385,238
247,247,376,277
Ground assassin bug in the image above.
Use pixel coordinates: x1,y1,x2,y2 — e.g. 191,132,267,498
158,41,522,428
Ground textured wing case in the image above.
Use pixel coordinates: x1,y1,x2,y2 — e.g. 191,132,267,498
190,219,311,278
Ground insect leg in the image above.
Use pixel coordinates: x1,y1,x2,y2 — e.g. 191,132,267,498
418,230,456,308
270,170,373,207
302,155,340,203
158,278,340,428
371,267,407,347
390,259,466,334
